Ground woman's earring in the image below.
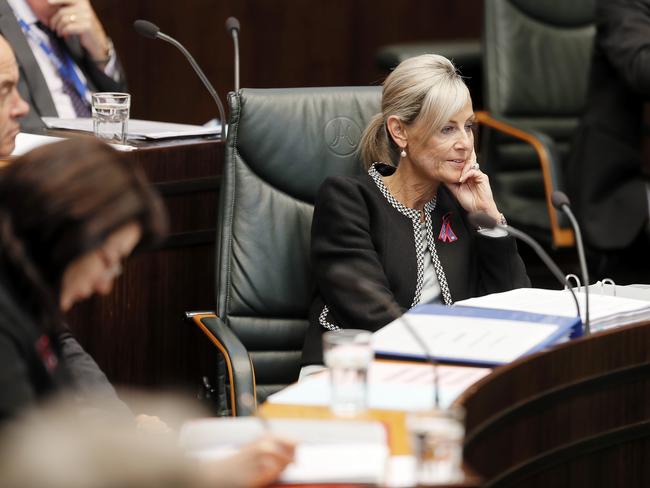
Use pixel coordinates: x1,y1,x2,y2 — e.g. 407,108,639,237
400,148,407,158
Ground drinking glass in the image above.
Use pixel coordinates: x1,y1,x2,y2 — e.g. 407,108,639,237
92,92,130,143
323,329,373,417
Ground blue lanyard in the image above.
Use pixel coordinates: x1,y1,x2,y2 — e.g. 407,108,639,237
17,18,90,103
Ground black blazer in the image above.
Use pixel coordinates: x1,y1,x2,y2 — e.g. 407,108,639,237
0,278,67,422
302,164,530,365
567,0,650,251
0,1,127,131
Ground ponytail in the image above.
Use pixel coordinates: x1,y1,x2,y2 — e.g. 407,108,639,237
358,113,398,170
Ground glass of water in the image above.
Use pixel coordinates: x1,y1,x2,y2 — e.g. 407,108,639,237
92,92,130,144
406,407,465,484
323,329,373,417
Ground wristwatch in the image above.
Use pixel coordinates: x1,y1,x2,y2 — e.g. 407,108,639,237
94,38,114,64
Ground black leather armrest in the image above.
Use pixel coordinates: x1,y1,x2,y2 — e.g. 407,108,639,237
476,111,574,248
185,312,256,416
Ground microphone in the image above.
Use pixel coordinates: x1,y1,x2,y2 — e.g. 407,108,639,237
329,266,442,409
469,212,584,333
552,191,590,334
133,19,227,141
225,17,241,92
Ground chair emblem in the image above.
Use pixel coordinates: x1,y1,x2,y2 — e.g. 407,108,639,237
325,117,362,157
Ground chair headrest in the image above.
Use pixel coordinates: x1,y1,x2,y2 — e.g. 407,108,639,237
509,0,595,27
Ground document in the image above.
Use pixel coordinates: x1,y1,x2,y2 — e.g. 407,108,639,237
267,361,490,411
372,304,579,366
42,117,221,140
11,132,63,156
179,417,389,485
458,288,650,331
11,132,135,155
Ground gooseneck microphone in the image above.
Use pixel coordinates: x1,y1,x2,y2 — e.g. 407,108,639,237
225,17,241,92
552,191,590,335
469,212,583,332
329,266,441,409
133,19,227,141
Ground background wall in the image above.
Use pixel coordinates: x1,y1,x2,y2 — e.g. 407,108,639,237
93,0,482,124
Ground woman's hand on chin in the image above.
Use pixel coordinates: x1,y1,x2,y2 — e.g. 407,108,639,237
444,149,501,220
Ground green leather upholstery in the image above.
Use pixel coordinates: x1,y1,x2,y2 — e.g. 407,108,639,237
212,87,381,410
376,40,483,106
481,0,595,245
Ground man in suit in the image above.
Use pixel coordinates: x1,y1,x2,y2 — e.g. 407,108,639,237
0,32,28,154
0,0,126,130
567,0,650,283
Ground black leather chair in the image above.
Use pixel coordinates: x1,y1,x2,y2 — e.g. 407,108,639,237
376,40,483,107
189,87,381,416
477,0,595,248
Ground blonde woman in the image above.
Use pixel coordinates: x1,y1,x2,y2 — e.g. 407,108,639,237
302,54,530,366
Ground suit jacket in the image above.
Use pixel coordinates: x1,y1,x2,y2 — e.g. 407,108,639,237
301,164,531,365
567,0,650,251
0,277,67,421
0,0,127,131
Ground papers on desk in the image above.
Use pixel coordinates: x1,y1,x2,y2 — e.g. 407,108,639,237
42,117,221,140
458,287,650,332
11,132,135,155
179,417,389,485
267,361,490,411
11,132,63,156
373,304,580,367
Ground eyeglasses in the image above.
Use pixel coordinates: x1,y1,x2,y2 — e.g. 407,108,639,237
97,248,124,279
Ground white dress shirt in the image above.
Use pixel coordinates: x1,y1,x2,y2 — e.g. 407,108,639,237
7,0,118,118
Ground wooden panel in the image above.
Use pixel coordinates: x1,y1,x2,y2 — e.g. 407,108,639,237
65,139,223,391
91,0,482,124
457,320,650,486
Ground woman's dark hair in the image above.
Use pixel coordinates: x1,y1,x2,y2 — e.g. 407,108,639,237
0,137,168,333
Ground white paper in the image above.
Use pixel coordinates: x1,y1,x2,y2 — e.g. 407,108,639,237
267,361,490,411
373,312,563,364
11,132,63,156
10,132,136,155
458,288,650,331
42,117,220,140
179,417,388,484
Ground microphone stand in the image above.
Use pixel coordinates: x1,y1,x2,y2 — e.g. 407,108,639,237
469,212,583,333
552,191,591,335
134,20,227,141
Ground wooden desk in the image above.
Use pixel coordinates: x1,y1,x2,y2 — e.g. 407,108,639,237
65,137,224,394
261,403,481,487
457,319,650,487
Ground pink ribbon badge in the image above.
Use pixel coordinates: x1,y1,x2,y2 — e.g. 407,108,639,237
438,212,458,243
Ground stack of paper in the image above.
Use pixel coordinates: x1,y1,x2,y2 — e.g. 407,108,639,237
372,304,580,367
179,417,388,485
458,288,650,332
11,132,135,155
267,361,490,411
42,117,221,140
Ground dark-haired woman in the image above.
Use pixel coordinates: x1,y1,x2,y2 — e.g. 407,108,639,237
0,138,167,418
0,138,294,487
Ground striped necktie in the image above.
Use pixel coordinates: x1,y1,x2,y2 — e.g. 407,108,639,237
37,23,91,117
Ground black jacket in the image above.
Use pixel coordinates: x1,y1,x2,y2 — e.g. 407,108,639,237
567,0,650,250
0,279,67,421
302,164,530,365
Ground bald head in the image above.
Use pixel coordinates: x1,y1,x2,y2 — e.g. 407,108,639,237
0,36,29,157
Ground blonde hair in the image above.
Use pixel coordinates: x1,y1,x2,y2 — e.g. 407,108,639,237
359,54,471,169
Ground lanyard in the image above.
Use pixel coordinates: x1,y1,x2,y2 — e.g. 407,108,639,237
17,18,90,103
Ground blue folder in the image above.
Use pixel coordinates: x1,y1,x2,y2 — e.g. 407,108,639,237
373,303,582,368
